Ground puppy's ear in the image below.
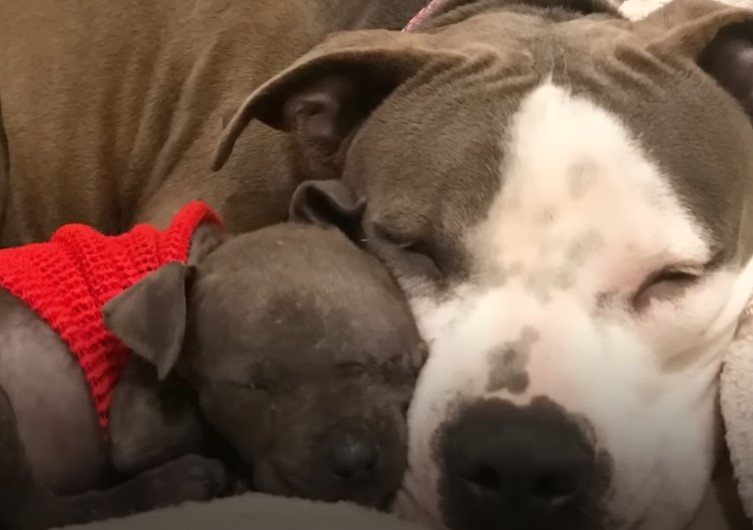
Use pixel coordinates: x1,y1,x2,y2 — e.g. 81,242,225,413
102,262,191,381
289,179,365,241
211,30,443,177
638,0,753,120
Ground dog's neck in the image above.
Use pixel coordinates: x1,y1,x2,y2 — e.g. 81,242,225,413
409,0,624,31
323,0,431,32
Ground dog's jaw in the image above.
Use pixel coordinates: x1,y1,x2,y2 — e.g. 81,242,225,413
395,79,740,530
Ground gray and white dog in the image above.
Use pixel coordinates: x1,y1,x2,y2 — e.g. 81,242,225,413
213,0,753,528
0,218,425,529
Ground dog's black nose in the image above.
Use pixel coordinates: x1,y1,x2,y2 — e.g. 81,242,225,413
326,425,380,482
440,397,596,530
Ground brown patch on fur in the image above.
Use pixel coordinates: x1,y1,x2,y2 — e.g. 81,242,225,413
486,326,539,394
568,161,596,200
566,231,604,265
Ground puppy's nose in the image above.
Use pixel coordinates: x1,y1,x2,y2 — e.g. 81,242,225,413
326,426,380,482
440,398,595,529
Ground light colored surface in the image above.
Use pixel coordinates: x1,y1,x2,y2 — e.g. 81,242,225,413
720,299,753,523
58,493,429,530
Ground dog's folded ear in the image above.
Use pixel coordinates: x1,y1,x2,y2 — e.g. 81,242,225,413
211,30,444,176
637,0,753,120
289,179,365,241
102,262,191,381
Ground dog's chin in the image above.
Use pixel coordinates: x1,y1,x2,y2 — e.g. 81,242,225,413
252,459,310,499
395,455,693,530
253,458,397,510
398,475,706,530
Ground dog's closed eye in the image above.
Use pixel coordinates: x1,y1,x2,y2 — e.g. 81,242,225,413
369,222,449,283
335,360,367,376
222,380,268,392
378,228,441,272
632,266,703,310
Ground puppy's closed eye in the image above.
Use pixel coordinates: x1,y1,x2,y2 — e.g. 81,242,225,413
335,360,367,376
222,380,269,393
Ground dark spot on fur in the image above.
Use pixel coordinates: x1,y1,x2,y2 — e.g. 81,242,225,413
569,161,596,200
524,232,603,302
493,262,523,286
566,231,604,265
553,267,575,289
526,271,554,303
538,208,557,225
486,326,539,394
595,291,616,309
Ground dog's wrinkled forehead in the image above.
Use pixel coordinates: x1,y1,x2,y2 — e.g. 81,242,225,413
346,16,752,278
213,0,753,268
185,224,422,380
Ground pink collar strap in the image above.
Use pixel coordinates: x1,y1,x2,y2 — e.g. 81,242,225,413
403,0,449,31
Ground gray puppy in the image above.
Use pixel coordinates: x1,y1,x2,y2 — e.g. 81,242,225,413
0,202,425,529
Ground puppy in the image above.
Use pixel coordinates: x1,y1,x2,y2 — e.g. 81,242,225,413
0,200,425,529
212,0,753,528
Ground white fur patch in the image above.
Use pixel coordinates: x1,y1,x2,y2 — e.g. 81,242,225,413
397,81,742,530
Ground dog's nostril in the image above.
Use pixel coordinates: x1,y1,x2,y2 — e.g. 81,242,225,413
532,470,581,504
327,429,379,481
463,464,502,492
462,464,580,502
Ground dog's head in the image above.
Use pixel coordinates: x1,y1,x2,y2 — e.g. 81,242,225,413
102,221,426,508
214,0,753,528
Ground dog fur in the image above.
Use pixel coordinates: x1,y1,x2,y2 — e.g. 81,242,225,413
213,0,753,528
0,0,426,246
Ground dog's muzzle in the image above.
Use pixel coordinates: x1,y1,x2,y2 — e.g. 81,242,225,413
437,397,603,530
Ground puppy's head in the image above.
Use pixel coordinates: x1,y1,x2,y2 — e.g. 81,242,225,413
103,221,426,508
214,1,753,528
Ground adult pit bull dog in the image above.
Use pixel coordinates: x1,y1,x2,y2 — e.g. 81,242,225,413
0,0,427,247
213,0,753,528
0,202,426,529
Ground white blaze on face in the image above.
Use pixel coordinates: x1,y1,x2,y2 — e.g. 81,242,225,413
397,80,742,529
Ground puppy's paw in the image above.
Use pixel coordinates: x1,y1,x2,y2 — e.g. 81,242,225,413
142,454,230,508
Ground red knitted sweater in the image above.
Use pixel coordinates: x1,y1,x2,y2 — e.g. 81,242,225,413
0,201,223,435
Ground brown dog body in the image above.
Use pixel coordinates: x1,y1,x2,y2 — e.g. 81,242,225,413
0,0,425,246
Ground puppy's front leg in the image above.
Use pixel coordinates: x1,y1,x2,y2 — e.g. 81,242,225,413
0,385,230,530
108,358,209,476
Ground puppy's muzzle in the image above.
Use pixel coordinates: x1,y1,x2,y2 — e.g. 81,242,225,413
324,423,380,483
438,397,597,530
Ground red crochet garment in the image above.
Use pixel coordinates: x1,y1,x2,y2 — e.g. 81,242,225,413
0,201,223,435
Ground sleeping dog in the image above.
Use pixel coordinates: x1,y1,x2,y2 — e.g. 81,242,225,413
212,0,753,528
0,0,428,246
0,201,425,529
